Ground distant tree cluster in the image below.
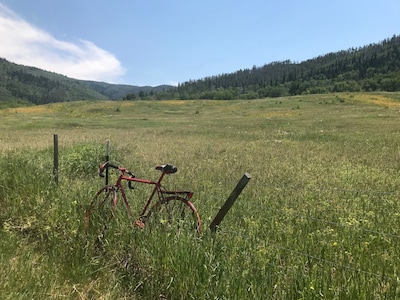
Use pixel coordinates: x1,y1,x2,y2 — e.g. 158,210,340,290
123,90,156,100
149,35,400,100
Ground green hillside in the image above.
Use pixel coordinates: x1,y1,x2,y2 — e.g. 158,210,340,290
0,58,174,107
0,58,108,106
152,35,400,100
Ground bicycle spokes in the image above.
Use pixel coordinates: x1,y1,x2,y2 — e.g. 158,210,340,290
145,195,202,235
84,186,117,254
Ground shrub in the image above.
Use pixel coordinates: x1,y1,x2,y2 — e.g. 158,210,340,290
60,142,105,178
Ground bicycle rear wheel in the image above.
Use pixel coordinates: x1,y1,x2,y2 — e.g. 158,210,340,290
84,186,117,247
145,195,202,235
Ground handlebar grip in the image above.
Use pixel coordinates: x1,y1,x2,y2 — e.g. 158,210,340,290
127,172,135,189
128,181,135,190
99,164,106,177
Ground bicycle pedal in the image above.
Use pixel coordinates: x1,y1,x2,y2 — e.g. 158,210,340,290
134,219,145,229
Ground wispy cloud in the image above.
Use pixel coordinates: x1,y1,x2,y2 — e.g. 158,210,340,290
0,4,125,82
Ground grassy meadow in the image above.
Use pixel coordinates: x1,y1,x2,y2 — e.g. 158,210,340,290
1,92,400,299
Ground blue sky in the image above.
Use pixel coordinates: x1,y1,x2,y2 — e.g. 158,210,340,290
0,1,399,86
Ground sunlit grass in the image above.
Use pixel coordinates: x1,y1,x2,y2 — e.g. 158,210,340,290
1,92,400,298
350,92,400,108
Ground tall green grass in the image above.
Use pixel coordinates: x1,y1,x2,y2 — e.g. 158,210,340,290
1,93,400,298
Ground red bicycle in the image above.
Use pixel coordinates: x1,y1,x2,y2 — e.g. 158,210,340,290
84,162,202,239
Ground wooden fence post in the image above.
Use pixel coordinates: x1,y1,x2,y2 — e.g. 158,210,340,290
209,173,251,232
53,134,59,184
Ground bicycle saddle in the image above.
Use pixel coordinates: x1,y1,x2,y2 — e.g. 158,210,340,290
156,164,177,174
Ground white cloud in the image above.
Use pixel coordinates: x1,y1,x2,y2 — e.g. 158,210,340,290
0,4,125,83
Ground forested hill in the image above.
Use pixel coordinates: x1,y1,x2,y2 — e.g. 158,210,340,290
0,58,173,107
148,35,400,100
0,59,107,106
1,35,399,106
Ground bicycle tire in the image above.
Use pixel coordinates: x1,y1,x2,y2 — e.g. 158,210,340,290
145,195,202,235
84,185,117,244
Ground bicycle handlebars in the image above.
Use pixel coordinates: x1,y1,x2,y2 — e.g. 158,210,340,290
99,162,135,178
99,162,136,189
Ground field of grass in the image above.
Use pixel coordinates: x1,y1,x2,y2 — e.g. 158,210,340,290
1,92,400,299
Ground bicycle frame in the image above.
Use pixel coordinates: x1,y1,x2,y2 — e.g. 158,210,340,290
101,162,193,223
85,162,202,237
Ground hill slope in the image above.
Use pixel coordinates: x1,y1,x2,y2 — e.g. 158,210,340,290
0,58,174,106
0,58,108,105
152,35,400,100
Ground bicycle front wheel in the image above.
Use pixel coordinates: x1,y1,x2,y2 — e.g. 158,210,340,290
84,185,117,239
145,195,202,235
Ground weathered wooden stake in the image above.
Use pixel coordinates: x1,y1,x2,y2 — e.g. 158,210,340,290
53,134,59,184
209,173,251,232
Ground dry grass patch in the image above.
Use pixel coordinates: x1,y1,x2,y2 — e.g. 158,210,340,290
350,93,400,108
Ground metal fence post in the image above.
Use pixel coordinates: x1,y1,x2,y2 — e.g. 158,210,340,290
105,140,110,185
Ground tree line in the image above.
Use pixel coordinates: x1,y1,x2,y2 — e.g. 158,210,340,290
127,35,400,100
